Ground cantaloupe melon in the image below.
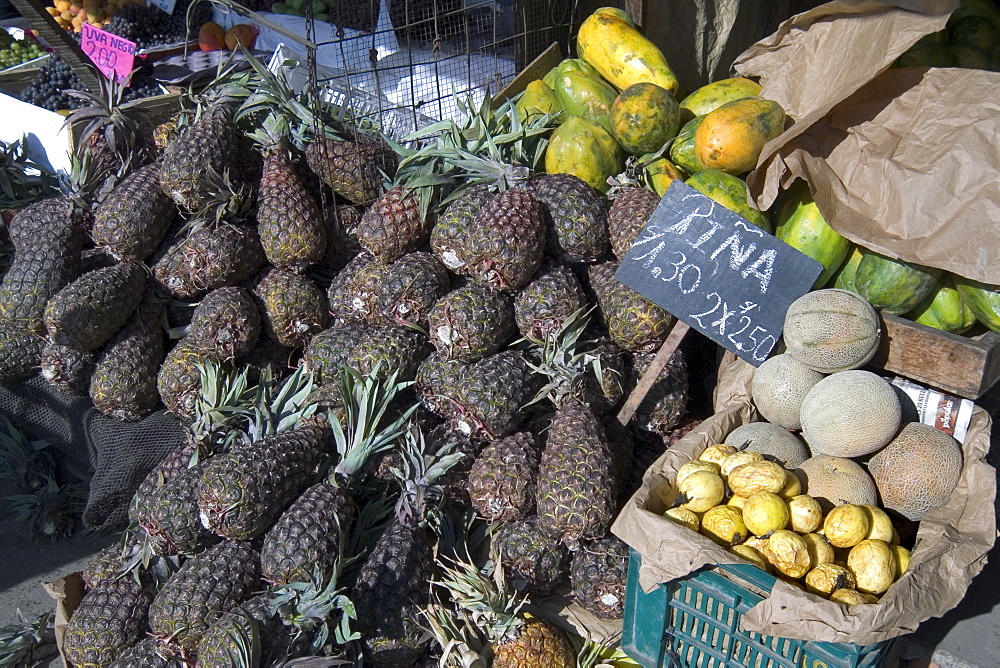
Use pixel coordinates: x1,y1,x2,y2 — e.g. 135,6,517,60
750,353,824,430
783,289,881,373
868,422,963,521
796,455,878,512
799,370,901,458
724,422,809,468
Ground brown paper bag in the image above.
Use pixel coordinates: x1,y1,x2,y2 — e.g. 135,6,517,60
611,357,996,645
734,1,1000,284
42,572,85,668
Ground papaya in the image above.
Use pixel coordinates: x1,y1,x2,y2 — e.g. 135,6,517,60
516,80,560,123
949,15,997,52
593,6,635,26
949,0,1000,32
685,169,770,232
897,43,955,68
828,245,863,292
694,97,786,175
553,70,617,134
953,275,1000,333
577,9,679,94
775,183,850,288
669,115,705,175
950,44,990,68
545,116,623,194
611,83,680,155
854,250,942,315
543,58,602,88
907,275,977,333
678,77,762,124
641,154,685,196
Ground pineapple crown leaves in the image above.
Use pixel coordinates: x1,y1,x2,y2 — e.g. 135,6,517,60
181,166,255,231
606,155,659,199
189,359,257,458
0,137,58,209
327,364,417,486
234,51,315,151
117,524,185,583
575,633,625,668
0,610,51,667
212,609,262,668
247,364,318,441
432,554,528,647
389,426,466,531
272,561,360,653
523,307,614,408
64,72,149,160
0,414,56,494
5,478,87,542
421,598,490,668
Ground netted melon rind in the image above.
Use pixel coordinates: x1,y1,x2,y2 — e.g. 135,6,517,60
796,455,878,512
783,289,881,373
724,422,810,468
868,422,963,521
799,370,901,458
750,354,824,430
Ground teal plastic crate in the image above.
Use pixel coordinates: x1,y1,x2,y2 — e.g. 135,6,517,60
622,549,897,668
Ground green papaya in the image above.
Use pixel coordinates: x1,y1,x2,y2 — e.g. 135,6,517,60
897,43,955,68
854,250,942,314
611,82,680,155
775,183,850,288
545,116,623,194
678,77,762,124
516,80,561,123
907,274,977,333
669,114,705,175
953,275,1000,333
641,154,685,196
553,69,618,134
828,245,863,292
543,58,602,88
685,169,770,232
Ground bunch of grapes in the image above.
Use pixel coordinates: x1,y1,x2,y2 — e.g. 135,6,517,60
20,56,86,111
0,38,47,71
104,0,213,49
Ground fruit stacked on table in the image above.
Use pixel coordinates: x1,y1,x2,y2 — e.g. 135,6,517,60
0,30,46,70
44,0,145,32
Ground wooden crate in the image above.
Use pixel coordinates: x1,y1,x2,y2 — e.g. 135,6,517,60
869,314,1000,400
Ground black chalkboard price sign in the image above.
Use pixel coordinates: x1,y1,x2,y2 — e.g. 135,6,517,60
615,181,823,366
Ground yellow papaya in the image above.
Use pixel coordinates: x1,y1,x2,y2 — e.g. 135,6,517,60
516,80,560,123
694,97,786,175
678,77,762,124
685,169,770,232
775,182,850,288
593,6,635,26
669,114,705,175
553,70,618,134
907,275,977,333
545,116,623,194
577,10,679,94
640,154,685,196
611,82,680,155
829,245,863,291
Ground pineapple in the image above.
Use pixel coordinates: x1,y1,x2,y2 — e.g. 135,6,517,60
188,286,260,360
63,574,154,668
353,428,464,667
196,419,331,539
157,338,218,421
459,188,545,291
426,283,516,362
136,459,220,556
195,593,299,667
147,539,261,652
108,637,186,667
253,268,329,349
40,342,95,395
326,252,385,324
433,555,576,668
152,223,266,301
158,104,239,212
513,262,587,343
466,432,539,522
529,172,610,262
260,367,415,585
82,542,130,591
303,323,378,386
588,260,675,353
90,298,164,421
608,186,660,262
430,184,492,273
305,134,397,206
374,251,450,329
492,516,568,595
427,423,484,511
0,328,43,382
350,326,432,382
415,350,534,440
91,162,177,261
570,536,629,620
631,348,688,436
356,185,430,263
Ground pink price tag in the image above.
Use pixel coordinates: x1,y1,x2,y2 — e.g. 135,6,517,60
80,23,136,82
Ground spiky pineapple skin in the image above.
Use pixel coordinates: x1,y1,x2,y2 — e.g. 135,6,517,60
530,173,609,262
467,432,538,522
303,323,378,385
148,540,261,651
253,268,329,349
430,184,491,273
589,261,675,352
427,423,483,510
350,325,431,381
158,106,238,212
40,342,95,395
353,521,433,667
493,516,568,594
374,251,450,328
305,135,396,206
157,338,216,421
152,224,266,300
608,185,661,262
632,348,688,436
427,283,515,362
82,543,128,591
260,480,354,585
64,575,153,668
570,536,629,619
493,619,576,668
136,459,219,555
326,252,385,323
92,162,177,261
356,186,429,263
196,421,330,539
0,327,44,381
513,262,587,342
189,286,260,360
461,189,545,291
536,400,614,542
258,147,327,270
130,443,198,525
91,300,164,421
109,637,186,668
196,593,299,667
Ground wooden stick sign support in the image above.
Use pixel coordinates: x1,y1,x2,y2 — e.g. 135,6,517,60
614,320,691,432
8,0,103,93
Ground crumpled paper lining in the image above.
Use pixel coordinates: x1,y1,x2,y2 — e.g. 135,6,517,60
611,355,996,645
42,572,84,668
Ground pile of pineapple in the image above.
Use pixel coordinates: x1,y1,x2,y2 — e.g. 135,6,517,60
45,0,144,32
0,52,704,664
660,445,911,605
